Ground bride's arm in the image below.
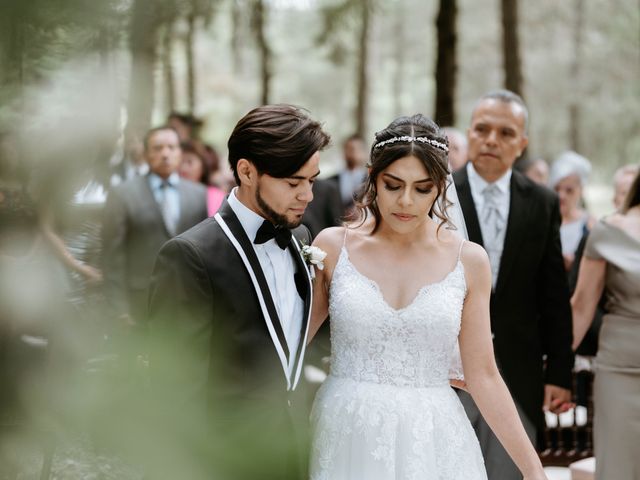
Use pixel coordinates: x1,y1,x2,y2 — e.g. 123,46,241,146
306,227,342,343
458,243,547,480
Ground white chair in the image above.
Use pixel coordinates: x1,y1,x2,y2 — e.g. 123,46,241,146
544,466,571,480
569,457,595,480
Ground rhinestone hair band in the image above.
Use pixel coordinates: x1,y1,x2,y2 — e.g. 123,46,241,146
373,135,449,153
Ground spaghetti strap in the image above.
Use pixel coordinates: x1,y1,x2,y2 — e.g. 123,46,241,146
342,227,349,249
456,239,465,263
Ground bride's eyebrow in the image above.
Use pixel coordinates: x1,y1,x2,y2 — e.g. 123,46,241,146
382,173,432,184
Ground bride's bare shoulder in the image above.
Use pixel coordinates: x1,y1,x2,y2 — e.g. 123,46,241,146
312,226,349,259
460,241,491,285
460,240,488,262
315,221,370,247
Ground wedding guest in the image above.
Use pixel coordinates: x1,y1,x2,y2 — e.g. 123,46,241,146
571,169,640,480
612,164,639,210
308,114,549,480
549,151,595,272
328,134,367,217
178,141,226,216
453,90,573,479
443,126,469,171
523,158,550,186
109,133,148,187
101,126,207,330
167,111,203,142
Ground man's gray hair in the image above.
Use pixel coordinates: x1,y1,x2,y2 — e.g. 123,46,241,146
473,89,529,131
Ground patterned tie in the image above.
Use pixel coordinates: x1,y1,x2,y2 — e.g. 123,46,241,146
481,184,505,289
159,181,178,236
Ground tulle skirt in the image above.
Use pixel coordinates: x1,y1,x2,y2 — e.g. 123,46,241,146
310,375,487,480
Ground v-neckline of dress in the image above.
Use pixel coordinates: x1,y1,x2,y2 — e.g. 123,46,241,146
338,246,463,313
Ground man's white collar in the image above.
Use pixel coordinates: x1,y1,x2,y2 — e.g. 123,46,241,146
227,188,268,242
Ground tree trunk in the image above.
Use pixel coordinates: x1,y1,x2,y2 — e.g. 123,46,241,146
125,0,159,142
162,20,176,114
354,0,370,138
501,0,523,96
392,7,405,116
231,0,244,75
434,0,457,126
253,0,272,105
569,0,584,151
186,10,197,113
96,24,122,181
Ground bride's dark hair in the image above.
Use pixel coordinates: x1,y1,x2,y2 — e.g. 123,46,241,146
355,114,452,234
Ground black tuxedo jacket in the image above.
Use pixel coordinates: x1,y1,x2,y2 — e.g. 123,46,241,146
453,167,573,430
147,200,313,479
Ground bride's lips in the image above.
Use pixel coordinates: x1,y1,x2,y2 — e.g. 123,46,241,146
392,213,416,221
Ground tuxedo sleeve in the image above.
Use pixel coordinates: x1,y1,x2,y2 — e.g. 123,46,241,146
147,236,214,407
537,195,574,389
101,188,129,318
146,237,217,479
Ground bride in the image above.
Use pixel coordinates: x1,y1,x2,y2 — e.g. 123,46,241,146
307,114,547,479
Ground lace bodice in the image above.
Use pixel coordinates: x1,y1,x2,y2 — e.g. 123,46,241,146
328,246,467,388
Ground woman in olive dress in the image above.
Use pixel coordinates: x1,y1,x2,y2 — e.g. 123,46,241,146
572,169,640,479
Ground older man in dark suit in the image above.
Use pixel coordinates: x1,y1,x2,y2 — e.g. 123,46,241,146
101,126,207,328
453,90,574,480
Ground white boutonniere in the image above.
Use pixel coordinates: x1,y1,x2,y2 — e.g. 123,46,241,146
301,244,327,279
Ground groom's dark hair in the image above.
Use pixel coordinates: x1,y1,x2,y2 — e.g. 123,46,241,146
227,104,330,184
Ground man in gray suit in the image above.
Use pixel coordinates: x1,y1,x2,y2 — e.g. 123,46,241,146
102,126,208,328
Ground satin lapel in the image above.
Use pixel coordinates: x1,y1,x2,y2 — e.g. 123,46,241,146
214,203,292,388
454,169,484,246
289,236,313,391
494,172,531,295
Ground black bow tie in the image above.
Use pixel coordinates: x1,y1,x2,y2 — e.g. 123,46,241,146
254,220,292,250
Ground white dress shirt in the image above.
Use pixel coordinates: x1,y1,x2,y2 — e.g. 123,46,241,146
466,162,512,287
227,189,303,376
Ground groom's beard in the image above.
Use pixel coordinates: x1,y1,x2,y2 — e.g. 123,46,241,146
255,185,303,230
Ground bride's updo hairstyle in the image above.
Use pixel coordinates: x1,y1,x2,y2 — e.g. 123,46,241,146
356,114,451,234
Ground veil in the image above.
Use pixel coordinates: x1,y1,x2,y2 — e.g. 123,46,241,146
433,173,467,383
435,173,468,241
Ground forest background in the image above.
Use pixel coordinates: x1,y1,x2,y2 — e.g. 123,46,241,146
1,0,639,214
0,1,639,476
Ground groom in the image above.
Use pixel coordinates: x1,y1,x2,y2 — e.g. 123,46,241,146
147,104,330,480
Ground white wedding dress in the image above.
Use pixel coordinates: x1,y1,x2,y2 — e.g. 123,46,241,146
309,240,487,480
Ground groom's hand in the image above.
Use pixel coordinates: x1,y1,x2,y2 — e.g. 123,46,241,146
543,384,573,414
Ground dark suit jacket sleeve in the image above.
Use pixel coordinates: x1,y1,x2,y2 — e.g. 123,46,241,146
537,195,574,389
101,187,129,317
148,237,214,407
